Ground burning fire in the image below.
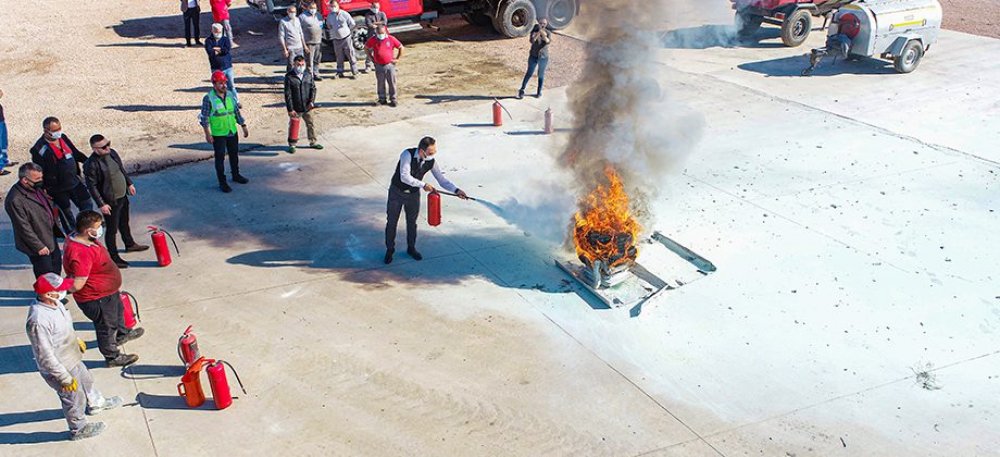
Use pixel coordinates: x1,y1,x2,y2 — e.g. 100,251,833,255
573,167,641,269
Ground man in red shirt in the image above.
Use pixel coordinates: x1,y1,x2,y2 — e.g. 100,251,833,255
210,0,236,46
63,210,141,367
364,25,404,107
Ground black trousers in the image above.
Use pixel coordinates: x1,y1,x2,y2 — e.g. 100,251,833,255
28,244,62,278
50,182,94,234
104,196,136,260
183,6,201,43
212,134,240,183
385,187,420,251
76,292,126,360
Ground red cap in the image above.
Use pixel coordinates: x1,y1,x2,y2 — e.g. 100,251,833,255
33,273,73,295
211,70,228,83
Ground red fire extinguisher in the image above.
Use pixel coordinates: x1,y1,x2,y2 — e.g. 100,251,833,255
288,115,301,144
177,357,209,408
206,359,247,410
120,291,140,330
177,325,201,367
147,226,179,267
427,191,441,227
491,99,511,127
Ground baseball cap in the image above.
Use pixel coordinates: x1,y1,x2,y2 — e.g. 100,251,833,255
33,273,74,295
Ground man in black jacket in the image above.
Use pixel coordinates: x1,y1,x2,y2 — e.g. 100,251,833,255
283,55,322,154
4,163,63,277
29,117,93,233
83,135,149,269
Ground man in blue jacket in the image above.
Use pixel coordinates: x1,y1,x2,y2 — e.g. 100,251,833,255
205,23,238,102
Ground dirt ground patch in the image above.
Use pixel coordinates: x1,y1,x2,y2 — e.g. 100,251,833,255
940,0,1000,39
0,1,584,175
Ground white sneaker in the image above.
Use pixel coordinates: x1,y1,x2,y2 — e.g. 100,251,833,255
70,421,107,441
86,396,123,415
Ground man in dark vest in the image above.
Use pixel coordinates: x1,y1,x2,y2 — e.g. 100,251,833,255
384,136,467,264
29,117,94,233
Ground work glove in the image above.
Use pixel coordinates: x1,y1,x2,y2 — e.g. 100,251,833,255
78,338,87,354
62,378,78,393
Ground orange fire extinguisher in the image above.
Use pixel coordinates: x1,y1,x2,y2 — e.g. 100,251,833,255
427,191,441,226
177,325,200,367
177,356,210,408
492,99,511,127
206,359,247,410
146,226,179,267
288,115,301,144
120,291,140,330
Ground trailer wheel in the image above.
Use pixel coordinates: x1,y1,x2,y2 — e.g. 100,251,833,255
781,9,812,47
894,40,923,73
492,0,537,38
545,0,577,30
736,12,763,38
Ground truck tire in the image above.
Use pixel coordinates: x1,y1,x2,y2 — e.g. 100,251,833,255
781,9,812,47
492,0,537,38
545,0,577,30
893,40,923,73
736,11,763,38
351,18,369,52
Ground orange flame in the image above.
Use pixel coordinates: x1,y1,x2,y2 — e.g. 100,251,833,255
573,167,641,268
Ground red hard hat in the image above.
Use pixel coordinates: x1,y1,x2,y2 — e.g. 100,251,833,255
211,70,228,83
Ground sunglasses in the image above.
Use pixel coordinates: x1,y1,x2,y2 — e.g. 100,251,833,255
94,142,111,150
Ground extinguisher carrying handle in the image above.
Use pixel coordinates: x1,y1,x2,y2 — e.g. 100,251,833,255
123,291,139,323
493,98,513,120
146,226,181,257
177,382,186,397
220,360,248,395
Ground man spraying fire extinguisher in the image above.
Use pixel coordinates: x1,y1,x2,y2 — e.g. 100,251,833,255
384,136,467,265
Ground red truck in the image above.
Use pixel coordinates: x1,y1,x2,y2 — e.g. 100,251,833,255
249,0,578,48
731,0,854,47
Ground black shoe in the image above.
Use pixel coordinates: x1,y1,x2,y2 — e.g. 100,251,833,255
220,182,233,193
106,353,139,367
535,91,542,98
195,40,203,46
113,259,130,269
3,161,18,168
0,170,9,176
407,248,423,261
314,75,323,81
384,249,394,264
377,99,388,105
517,90,524,99
389,100,397,107
116,327,144,345
186,41,192,47
125,244,150,253
337,72,345,79
232,174,249,184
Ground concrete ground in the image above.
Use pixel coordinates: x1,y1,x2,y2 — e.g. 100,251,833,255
2,11,999,457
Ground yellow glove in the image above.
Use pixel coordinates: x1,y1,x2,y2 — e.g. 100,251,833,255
62,378,78,393
78,338,86,354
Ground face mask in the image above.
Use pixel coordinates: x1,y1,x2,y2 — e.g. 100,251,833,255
54,291,68,301
371,6,379,13
309,8,317,15
50,130,63,139
377,34,387,40
213,33,222,39
29,180,44,189
294,66,305,74
90,226,105,240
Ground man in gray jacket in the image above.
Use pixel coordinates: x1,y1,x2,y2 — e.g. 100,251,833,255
5,163,63,277
324,1,358,78
299,1,325,80
26,273,123,441
278,4,308,71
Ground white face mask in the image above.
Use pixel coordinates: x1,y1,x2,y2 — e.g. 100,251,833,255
89,226,105,240
376,33,387,40
50,130,63,139
309,8,317,15
46,291,67,302
294,66,305,74
213,32,223,39
55,291,68,301
371,6,379,13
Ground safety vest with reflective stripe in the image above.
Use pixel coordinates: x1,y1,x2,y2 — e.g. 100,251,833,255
208,91,238,137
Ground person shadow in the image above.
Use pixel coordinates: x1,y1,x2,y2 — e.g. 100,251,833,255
0,409,68,444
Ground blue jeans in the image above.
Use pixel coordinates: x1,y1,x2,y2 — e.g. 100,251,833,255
223,67,238,101
0,120,8,167
519,55,548,94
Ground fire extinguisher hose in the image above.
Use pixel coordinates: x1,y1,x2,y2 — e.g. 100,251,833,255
435,190,478,202
124,292,140,322
221,360,248,395
146,226,181,257
177,325,193,363
493,98,513,120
